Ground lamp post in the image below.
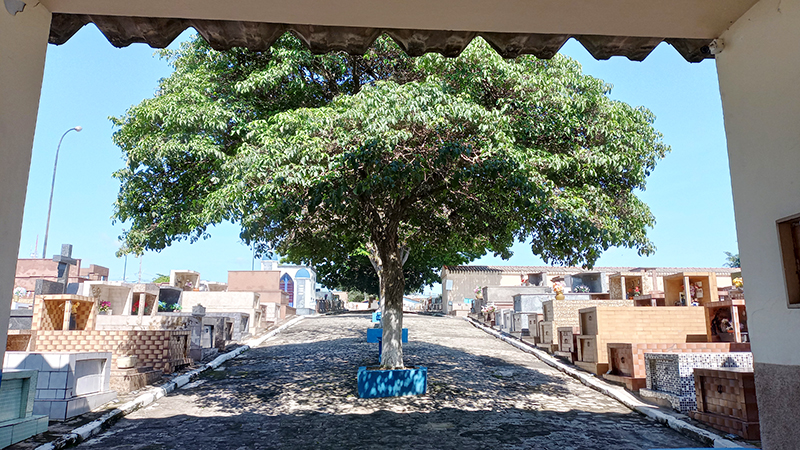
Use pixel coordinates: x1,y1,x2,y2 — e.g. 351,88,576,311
42,126,82,259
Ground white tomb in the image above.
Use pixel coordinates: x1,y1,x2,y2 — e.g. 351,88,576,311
3,352,117,420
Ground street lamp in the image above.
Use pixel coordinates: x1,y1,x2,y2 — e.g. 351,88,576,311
42,126,82,259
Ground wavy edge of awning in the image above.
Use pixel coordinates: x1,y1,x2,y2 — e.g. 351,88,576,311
49,14,714,63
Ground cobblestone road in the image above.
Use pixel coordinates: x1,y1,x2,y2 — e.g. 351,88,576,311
77,314,702,449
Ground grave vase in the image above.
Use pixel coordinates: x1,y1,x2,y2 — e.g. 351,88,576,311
555,292,565,300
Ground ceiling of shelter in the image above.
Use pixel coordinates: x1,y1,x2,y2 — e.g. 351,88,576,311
49,14,717,62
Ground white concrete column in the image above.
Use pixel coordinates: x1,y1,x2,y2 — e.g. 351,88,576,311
716,0,800,446
123,288,134,315
0,5,51,366
682,276,691,306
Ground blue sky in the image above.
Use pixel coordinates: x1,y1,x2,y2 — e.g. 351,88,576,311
18,26,737,290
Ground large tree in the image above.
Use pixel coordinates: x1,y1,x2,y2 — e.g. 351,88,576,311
112,35,668,368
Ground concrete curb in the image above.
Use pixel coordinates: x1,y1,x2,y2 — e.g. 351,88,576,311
465,317,744,449
35,316,305,450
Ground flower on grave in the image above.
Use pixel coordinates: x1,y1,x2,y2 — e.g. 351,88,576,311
99,301,111,312
481,303,497,314
552,281,565,294
158,300,167,312
627,286,641,297
574,285,591,293
170,304,182,311
184,281,193,288
732,277,743,288
13,286,26,298
474,286,482,295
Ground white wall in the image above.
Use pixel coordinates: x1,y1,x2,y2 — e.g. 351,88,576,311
441,270,504,314
0,4,51,369
717,0,800,366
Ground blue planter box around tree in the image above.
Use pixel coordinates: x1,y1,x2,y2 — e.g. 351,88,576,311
357,366,427,398
366,328,408,343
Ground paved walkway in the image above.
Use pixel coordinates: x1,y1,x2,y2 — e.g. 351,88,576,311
76,314,701,449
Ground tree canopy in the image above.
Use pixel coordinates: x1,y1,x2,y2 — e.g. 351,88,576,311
111,34,669,367
724,251,740,268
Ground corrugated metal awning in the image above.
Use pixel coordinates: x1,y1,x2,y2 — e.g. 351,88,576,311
49,14,714,62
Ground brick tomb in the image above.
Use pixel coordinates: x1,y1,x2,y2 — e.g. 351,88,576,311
10,294,191,393
689,368,759,440
574,306,707,375
537,299,633,353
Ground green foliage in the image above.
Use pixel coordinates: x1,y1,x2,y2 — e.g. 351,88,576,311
724,251,741,268
347,291,366,303
152,273,170,283
111,34,668,293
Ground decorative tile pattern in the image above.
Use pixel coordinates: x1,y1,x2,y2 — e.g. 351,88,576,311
606,342,750,379
642,352,753,412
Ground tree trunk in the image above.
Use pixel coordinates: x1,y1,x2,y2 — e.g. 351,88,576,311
379,245,405,369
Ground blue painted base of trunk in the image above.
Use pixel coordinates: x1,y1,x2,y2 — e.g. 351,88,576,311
357,366,427,398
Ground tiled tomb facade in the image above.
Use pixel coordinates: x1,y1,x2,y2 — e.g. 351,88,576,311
3,352,116,420
0,370,48,447
640,352,753,413
603,342,751,391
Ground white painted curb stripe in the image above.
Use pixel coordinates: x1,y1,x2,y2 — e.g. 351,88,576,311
465,317,744,449
35,316,305,450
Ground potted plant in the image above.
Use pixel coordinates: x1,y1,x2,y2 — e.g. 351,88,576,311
116,340,137,369
481,303,497,326
12,286,26,302
98,300,112,315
